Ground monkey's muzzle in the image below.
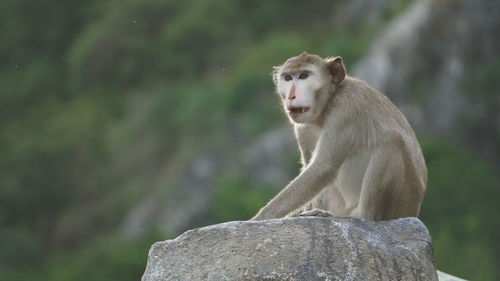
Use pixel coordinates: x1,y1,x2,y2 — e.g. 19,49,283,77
288,107,310,114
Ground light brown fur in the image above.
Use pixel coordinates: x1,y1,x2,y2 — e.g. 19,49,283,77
251,53,427,221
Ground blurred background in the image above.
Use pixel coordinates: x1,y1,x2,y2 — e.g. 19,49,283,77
1,0,499,280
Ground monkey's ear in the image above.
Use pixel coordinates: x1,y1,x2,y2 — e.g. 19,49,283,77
272,65,281,85
326,57,346,84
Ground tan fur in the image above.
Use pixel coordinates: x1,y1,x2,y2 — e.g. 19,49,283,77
251,53,427,221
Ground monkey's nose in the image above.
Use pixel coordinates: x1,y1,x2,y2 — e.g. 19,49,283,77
288,95,296,100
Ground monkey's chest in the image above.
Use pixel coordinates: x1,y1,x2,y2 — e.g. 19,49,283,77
334,149,371,207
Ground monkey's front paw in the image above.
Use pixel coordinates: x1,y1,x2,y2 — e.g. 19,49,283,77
299,209,333,217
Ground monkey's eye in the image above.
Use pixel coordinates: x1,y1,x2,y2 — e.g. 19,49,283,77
284,74,292,81
299,73,309,79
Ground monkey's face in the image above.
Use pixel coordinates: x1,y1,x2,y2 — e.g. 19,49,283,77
275,65,331,123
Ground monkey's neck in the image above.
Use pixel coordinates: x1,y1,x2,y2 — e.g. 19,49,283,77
313,81,347,127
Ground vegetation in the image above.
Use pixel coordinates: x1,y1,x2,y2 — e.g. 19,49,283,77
0,0,498,281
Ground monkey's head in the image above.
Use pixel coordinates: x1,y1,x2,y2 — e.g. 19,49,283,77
273,52,346,123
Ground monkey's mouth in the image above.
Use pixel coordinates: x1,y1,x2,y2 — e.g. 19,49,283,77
289,107,310,114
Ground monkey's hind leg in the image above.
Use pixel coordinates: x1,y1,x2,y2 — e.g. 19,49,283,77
354,131,424,221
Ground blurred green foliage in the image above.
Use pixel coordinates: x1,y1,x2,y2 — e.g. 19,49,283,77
381,0,414,21
207,177,275,223
420,139,500,281
43,235,161,281
0,0,498,281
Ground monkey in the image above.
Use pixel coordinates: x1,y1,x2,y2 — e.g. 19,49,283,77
251,52,427,221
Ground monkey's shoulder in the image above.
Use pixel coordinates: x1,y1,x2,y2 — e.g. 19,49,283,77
338,76,390,103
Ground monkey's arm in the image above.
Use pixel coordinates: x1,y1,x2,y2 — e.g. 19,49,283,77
251,127,351,220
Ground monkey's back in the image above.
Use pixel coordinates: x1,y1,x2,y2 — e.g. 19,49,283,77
332,76,427,189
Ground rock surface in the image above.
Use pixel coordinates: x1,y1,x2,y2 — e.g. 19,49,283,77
142,217,439,281
437,271,468,281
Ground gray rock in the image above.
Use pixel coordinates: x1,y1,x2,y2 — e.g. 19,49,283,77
142,217,439,281
437,271,468,281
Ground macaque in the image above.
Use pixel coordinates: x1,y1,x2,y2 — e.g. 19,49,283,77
251,52,427,221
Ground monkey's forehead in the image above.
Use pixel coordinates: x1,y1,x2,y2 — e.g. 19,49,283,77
279,62,324,75
280,53,325,72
